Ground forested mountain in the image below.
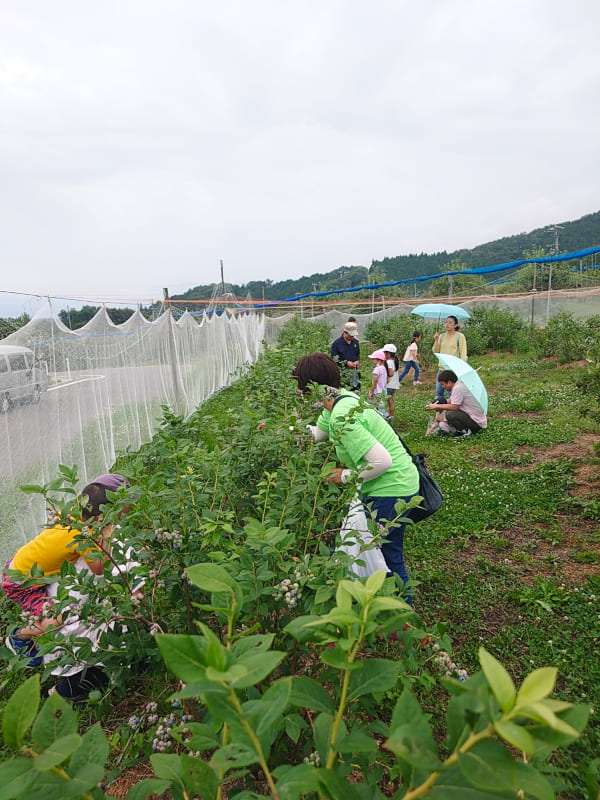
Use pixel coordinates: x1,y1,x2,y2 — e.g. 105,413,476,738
173,209,600,303
373,210,600,282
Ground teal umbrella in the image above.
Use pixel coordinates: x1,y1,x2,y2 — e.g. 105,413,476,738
434,353,488,413
411,303,471,321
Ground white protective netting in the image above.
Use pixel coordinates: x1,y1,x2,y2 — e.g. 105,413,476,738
0,303,290,561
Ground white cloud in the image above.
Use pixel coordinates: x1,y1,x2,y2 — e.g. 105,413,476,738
1,0,599,313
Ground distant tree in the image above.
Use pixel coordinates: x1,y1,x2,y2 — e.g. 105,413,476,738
0,313,31,340
59,306,135,329
513,247,575,292
428,258,487,297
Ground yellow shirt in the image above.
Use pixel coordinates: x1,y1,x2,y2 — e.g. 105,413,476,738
432,331,467,361
11,523,99,578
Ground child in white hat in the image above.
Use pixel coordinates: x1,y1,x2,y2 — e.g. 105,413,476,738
383,344,400,416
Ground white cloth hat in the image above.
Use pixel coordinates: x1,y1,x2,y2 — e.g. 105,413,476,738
383,343,397,354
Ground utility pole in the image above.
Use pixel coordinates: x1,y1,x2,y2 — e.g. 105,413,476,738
163,287,180,415
220,260,225,295
545,225,563,325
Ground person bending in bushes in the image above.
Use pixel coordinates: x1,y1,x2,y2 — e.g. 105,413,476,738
425,370,487,437
2,473,131,667
293,352,419,606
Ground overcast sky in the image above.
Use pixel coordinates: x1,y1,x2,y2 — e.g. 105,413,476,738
1,0,599,316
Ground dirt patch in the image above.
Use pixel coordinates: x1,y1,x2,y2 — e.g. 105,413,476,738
447,515,600,586
516,434,600,463
556,359,587,369
489,433,600,472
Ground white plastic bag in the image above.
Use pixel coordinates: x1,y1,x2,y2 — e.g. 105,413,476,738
337,497,389,578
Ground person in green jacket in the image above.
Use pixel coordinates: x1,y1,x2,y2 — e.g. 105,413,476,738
293,352,419,605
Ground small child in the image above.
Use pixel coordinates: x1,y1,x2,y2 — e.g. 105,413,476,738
2,473,130,667
383,344,400,417
368,349,388,410
398,331,422,386
426,410,446,436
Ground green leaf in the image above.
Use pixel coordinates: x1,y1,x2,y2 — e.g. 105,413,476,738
231,633,275,658
340,580,368,607
313,712,334,765
317,768,364,800
335,726,377,755
335,581,353,610
515,667,557,707
457,739,555,800
125,778,171,800
364,569,387,595
2,769,69,800
348,659,399,701
2,674,41,750
385,689,442,770
478,646,516,713
204,692,244,725
174,679,228,698
205,664,247,683
196,622,229,672
31,692,78,753
67,723,108,793
493,719,535,756
186,562,238,594
171,722,219,752
155,633,210,681
211,743,260,770
0,757,37,798
34,734,82,771
149,753,184,784
284,713,306,744
254,679,292,734
272,763,321,799
320,645,361,670
230,650,286,689
289,676,335,714
284,614,329,644
369,596,411,613
584,757,600,800
518,701,580,737
178,753,219,800
305,609,360,628
314,585,334,605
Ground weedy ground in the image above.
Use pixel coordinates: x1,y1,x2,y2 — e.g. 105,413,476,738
393,352,600,791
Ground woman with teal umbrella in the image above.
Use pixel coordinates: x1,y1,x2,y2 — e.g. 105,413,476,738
431,315,467,403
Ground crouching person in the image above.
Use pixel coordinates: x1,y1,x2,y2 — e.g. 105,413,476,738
426,370,487,437
2,474,131,668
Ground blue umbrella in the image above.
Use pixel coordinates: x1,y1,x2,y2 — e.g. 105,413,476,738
434,353,488,413
411,303,471,321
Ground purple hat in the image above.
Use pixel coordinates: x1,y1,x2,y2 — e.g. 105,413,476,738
91,474,130,492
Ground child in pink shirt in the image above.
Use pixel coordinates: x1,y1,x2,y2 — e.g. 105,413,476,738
368,349,388,400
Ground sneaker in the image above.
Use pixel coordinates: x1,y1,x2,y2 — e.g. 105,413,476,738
452,429,471,438
413,381,422,385
5,628,42,667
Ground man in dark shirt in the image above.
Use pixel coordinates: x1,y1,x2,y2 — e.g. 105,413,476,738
330,321,361,390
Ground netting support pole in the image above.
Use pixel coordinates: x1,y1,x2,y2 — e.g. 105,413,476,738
163,287,181,415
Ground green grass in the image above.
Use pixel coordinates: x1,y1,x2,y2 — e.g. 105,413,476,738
391,354,600,795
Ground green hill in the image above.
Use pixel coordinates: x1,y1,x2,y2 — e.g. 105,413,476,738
173,209,600,303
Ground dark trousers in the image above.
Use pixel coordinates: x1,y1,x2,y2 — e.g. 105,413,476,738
363,495,414,606
446,409,482,433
